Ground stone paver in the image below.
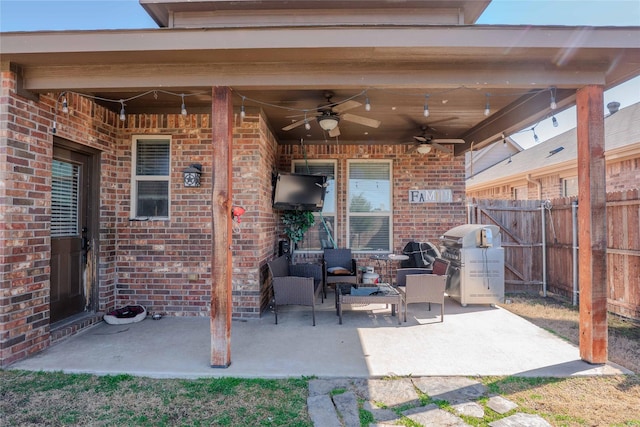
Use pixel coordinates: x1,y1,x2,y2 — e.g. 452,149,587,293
332,391,360,427
352,378,420,407
487,395,519,414
309,377,552,427
452,401,485,418
403,403,472,427
489,413,552,427
413,376,488,403
307,394,341,427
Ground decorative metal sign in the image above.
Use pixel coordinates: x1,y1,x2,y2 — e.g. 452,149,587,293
408,189,453,203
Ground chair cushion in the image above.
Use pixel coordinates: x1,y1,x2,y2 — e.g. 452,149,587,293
327,266,352,275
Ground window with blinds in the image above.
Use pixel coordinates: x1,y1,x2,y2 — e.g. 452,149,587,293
347,160,392,251
132,136,170,218
52,159,80,237
293,160,336,251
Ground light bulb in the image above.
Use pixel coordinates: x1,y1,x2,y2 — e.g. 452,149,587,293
423,95,430,117
62,97,69,114
365,96,371,112
240,104,246,119
484,102,490,116
533,131,539,143
180,95,187,116
119,101,126,121
550,88,557,110
52,121,57,134
304,121,311,130
552,116,558,127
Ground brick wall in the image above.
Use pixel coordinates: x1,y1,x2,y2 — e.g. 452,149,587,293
278,143,467,263
113,109,277,319
232,109,280,316
0,72,119,367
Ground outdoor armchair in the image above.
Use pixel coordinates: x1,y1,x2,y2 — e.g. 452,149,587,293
400,273,448,323
323,248,358,286
395,267,431,288
267,255,323,326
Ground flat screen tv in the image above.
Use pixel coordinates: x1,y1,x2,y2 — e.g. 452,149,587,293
272,172,327,211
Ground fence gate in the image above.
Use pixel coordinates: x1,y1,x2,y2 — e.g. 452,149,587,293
469,199,544,293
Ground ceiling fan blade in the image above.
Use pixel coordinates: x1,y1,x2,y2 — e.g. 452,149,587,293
328,126,341,138
432,138,465,144
282,119,308,131
332,100,361,113
341,113,381,128
430,142,453,154
413,135,428,143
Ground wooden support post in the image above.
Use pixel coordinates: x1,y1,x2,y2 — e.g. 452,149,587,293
576,85,608,364
210,86,233,368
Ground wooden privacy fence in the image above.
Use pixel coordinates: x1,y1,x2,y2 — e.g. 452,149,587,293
470,189,640,321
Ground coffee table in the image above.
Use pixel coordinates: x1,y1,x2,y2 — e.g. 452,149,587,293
336,283,403,325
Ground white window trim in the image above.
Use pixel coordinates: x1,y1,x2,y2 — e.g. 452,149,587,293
346,159,393,253
291,159,337,253
131,134,171,219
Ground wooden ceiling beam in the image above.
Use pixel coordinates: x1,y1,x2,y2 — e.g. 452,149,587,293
456,88,576,155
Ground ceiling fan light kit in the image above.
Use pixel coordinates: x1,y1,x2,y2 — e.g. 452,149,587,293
416,145,433,154
318,114,339,131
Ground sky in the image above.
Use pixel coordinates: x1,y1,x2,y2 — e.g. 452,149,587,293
1,0,639,147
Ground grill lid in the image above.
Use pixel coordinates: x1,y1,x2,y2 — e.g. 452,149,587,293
440,224,500,248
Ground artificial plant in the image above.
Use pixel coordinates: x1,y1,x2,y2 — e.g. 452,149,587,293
281,210,315,247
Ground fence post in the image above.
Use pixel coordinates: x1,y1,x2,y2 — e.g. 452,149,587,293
540,202,547,297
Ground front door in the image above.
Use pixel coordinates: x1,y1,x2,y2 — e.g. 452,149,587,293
50,145,92,323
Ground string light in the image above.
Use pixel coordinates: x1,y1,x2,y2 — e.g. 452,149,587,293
180,94,187,116
484,94,491,116
304,113,311,130
552,115,558,127
119,100,126,121
533,128,539,143
47,86,561,135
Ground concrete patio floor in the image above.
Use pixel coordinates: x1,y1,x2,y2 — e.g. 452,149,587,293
10,295,630,379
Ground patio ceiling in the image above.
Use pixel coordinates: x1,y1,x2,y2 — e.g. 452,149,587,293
2,24,639,155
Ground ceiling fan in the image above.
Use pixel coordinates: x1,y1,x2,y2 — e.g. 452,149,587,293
282,92,381,137
400,118,464,154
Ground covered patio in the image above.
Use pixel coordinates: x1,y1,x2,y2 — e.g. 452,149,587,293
10,297,629,379
2,0,640,370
